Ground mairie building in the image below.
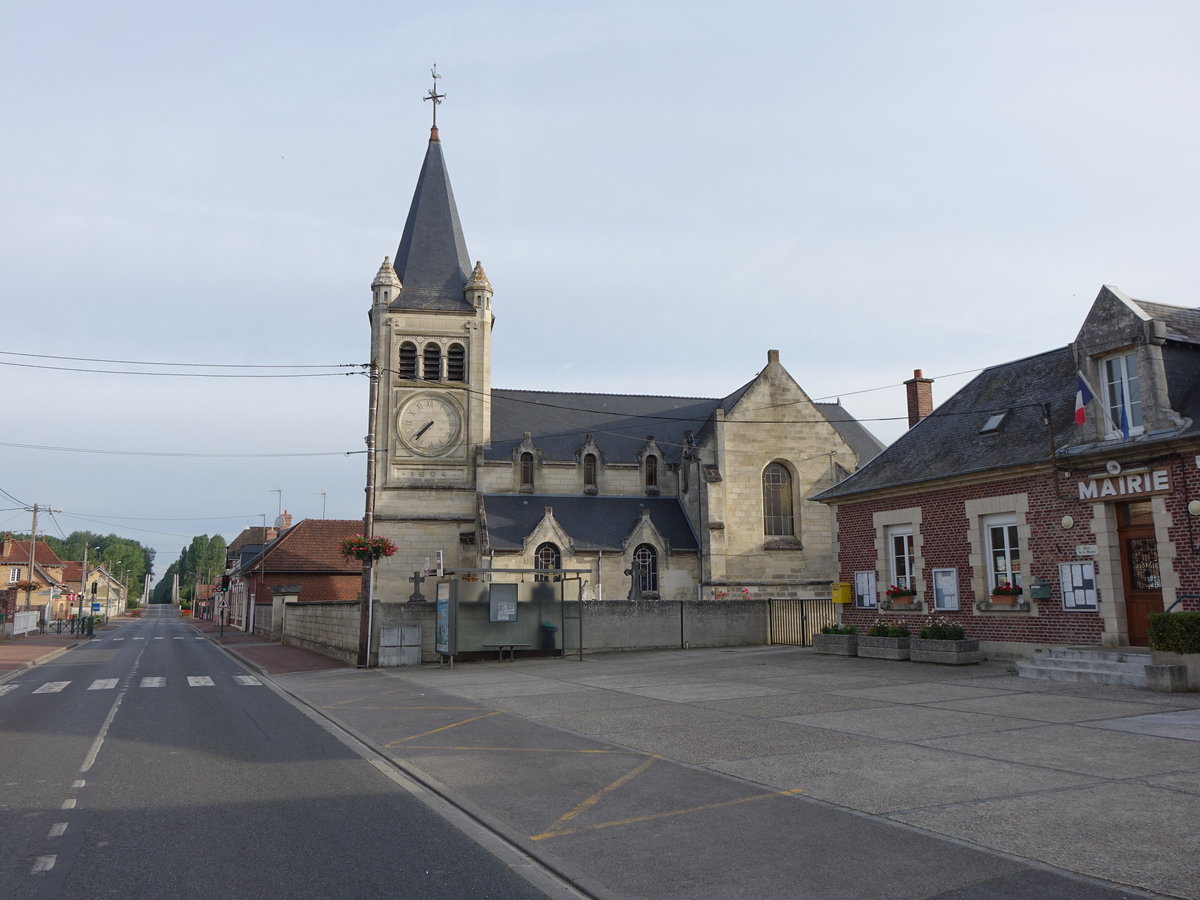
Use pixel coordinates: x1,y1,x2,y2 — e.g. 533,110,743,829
367,119,882,607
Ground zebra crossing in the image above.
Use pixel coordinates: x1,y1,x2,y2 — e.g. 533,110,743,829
1,675,262,697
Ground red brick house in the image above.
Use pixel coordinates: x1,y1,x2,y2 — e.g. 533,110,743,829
225,516,363,631
816,286,1200,659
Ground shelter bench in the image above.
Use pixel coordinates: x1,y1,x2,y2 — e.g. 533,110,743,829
483,642,531,661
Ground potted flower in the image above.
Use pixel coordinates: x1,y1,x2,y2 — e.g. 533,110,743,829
339,535,398,563
910,616,982,665
813,623,858,657
858,618,911,660
884,584,919,607
989,581,1023,605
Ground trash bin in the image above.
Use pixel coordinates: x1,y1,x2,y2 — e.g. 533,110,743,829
540,623,558,650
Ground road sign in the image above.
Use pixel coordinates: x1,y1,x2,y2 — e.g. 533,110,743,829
91,603,101,611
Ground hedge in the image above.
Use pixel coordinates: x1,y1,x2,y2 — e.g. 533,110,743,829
1149,612,1200,655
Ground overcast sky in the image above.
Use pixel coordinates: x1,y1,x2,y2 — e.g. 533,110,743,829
3,1,1198,585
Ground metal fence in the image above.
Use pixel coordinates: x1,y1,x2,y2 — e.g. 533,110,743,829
768,598,838,647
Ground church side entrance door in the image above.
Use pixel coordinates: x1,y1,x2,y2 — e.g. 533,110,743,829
1117,501,1162,647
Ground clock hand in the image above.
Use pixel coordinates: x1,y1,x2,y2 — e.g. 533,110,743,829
413,420,435,439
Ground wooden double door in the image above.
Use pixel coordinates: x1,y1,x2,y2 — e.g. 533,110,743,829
1117,501,1163,647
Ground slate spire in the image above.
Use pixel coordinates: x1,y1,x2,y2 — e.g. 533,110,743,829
391,128,473,311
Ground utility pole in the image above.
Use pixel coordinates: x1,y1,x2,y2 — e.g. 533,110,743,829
25,504,39,611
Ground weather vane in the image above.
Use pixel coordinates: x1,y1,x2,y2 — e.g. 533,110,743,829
424,64,445,129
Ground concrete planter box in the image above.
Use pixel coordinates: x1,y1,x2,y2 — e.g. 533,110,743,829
1150,650,1200,691
910,637,983,665
812,633,857,656
858,635,910,660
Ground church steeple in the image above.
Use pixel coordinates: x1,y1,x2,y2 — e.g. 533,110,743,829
391,122,473,311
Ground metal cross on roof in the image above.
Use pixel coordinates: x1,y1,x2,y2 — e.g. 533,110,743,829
424,65,445,129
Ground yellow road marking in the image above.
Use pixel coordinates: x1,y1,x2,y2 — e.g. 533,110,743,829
383,711,501,747
531,789,804,841
394,745,642,755
540,755,660,835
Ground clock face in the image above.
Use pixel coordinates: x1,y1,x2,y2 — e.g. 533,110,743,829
397,394,462,457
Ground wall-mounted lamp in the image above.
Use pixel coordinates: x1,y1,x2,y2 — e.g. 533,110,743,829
1061,515,1074,529
1189,500,1200,517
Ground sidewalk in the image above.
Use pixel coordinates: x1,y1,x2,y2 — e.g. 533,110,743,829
270,646,1200,899
0,630,80,673
182,616,344,675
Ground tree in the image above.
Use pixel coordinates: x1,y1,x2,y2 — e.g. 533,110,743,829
150,534,227,604
34,531,154,605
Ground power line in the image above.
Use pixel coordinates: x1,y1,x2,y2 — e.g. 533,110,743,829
0,440,362,459
0,350,361,369
0,359,367,378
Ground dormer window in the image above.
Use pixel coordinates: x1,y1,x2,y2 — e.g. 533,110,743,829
520,452,534,489
1103,352,1143,437
645,455,658,488
583,453,597,491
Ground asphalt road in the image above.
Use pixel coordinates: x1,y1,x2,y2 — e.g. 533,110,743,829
0,606,556,899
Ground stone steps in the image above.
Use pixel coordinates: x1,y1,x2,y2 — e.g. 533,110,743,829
1016,646,1152,688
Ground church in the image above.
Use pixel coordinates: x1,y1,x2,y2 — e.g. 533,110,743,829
367,107,883,607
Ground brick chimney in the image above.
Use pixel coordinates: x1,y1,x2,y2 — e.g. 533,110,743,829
904,369,934,428
279,510,293,529
2,532,12,558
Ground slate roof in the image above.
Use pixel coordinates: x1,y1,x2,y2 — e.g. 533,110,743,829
817,337,1200,503
816,348,1079,501
244,519,363,574
391,134,474,312
1135,300,1200,344
482,495,700,553
485,389,882,466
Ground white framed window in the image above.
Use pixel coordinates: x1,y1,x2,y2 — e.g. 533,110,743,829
853,571,877,608
984,515,1022,592
932,568,959,611
1103,352,1143,438
8,566,20,584
888,526,915,590
1060,562,1098,610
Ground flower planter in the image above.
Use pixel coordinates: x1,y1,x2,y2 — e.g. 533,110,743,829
858,635,910,660
812,633,858,656
989,594,1020,606
910,637,983,665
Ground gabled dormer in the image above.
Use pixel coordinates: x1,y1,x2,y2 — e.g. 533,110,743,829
1071,285,1198,445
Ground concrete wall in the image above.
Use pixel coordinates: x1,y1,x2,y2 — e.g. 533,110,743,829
274,597,768,665
281,600,360,666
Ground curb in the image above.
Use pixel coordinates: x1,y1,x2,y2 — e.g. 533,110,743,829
0,641,79,682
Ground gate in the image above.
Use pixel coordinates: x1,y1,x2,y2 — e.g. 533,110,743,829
768,598,838,647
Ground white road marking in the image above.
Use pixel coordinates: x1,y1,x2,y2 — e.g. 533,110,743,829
88,679,119,691
34,682,70,694
187,676,214,687
0,684,20,697
113,637,125,641
140,677,165,688
133,637,144,641
48,823,68,838
61,799,76,809
154,636,164,640
31,855,56,873
72,779,85,789
174,637,185,640
233,676,262,686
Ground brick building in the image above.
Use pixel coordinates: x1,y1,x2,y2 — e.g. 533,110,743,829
817,286,1200,657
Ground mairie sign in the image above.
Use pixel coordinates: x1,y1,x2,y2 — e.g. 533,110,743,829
1078,468,1170,501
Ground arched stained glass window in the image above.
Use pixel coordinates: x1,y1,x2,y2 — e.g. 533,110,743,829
762,463,794,536
534,542,560,582
633,544,658,593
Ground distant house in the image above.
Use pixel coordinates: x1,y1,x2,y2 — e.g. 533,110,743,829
225,514,363,631
1,533,66,616
817,286,1200,656
61,561,126,619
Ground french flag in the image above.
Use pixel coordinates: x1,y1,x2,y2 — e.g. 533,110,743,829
1074,372,1095,426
